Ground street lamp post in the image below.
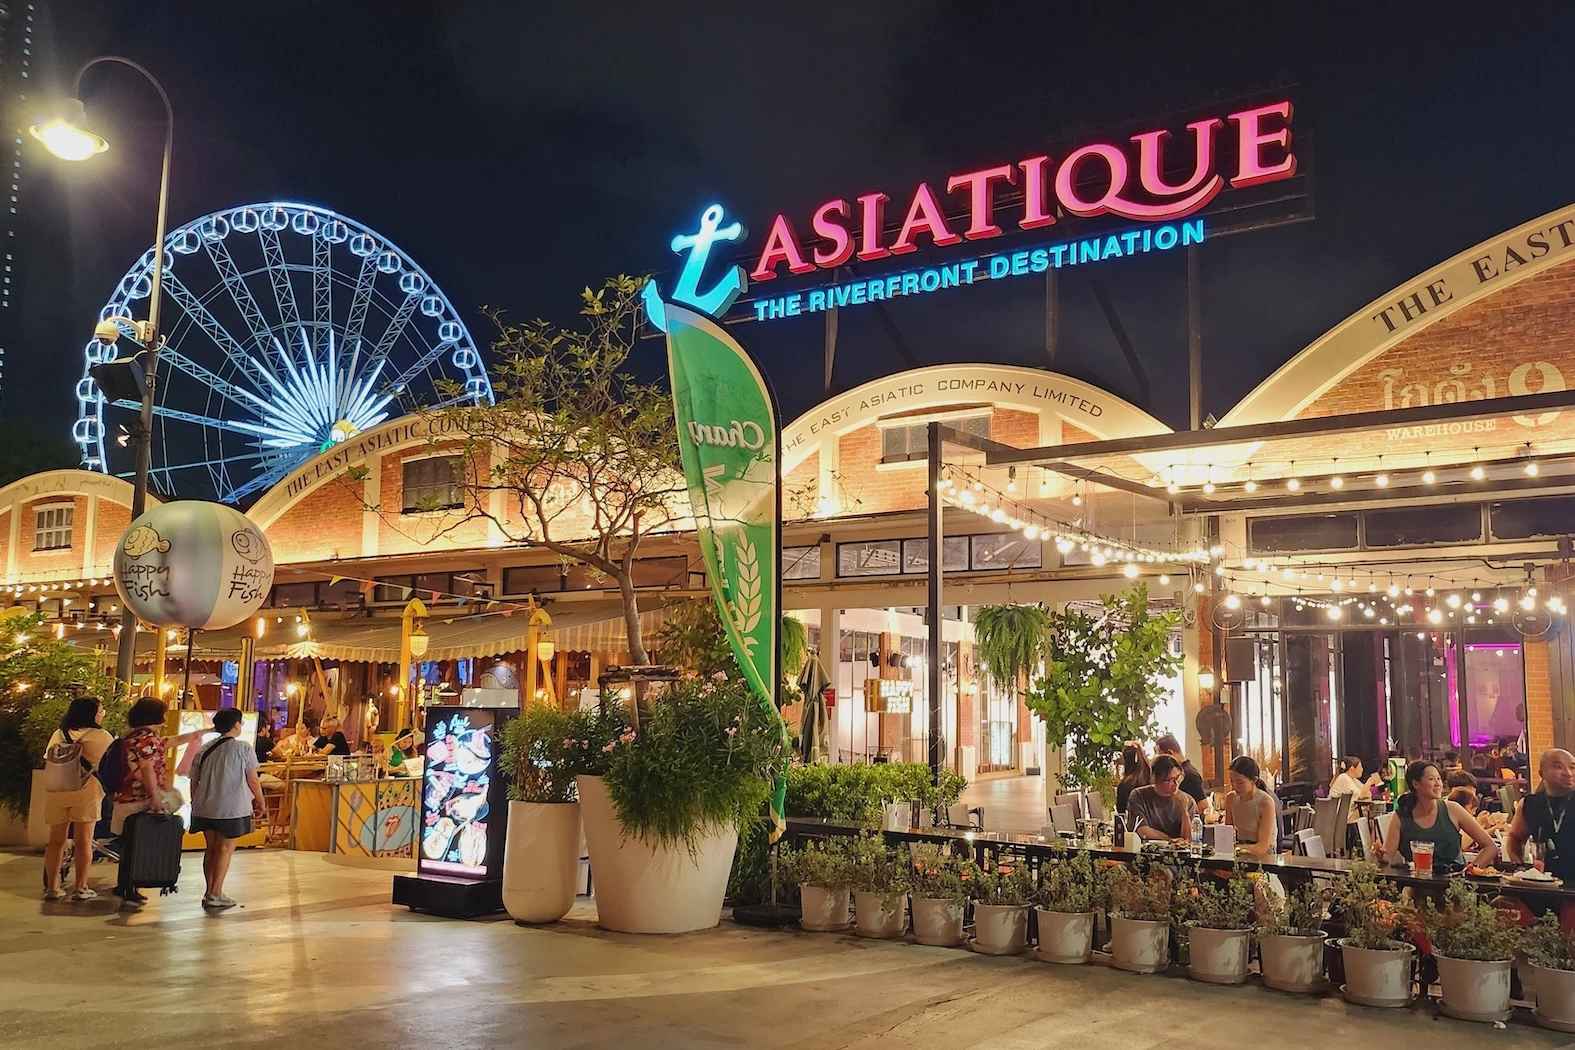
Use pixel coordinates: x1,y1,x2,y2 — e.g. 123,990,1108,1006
31,57,174,690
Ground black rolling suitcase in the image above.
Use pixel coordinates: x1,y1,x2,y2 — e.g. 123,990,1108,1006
117,811,184,896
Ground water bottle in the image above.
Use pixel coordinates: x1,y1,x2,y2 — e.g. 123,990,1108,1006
1190,815,1204,857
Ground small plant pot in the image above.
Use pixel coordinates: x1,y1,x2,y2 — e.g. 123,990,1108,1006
799,885,850,932
970,903,1028,955
1338,939,1415,1009
1259,932,1327,993
910,896,966,947
1186,926,1252,985
1110,916,1170,974
502,801,582,925
1435,955,1513,1023
1527,962,1575,1032
1035,909,1094,964
853,891,908,939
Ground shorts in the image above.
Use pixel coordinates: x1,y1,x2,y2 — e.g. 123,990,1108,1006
43,785,103,827
190,815,253,839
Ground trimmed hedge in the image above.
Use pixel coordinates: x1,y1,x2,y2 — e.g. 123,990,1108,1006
728,762,967,904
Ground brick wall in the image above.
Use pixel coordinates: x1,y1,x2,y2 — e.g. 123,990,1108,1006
1293,255,1575,466
268,476,370,563
92,502,131,571
1526,638,1553,788
17,495,88,579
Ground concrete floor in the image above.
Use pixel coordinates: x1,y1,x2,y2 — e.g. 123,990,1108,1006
960,773,1048,833
2,847,1573,1050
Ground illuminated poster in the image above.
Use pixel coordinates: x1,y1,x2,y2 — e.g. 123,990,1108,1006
418,710,495,878
173,710,257,828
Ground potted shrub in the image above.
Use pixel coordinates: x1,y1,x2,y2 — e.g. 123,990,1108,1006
848,833,910,938
1522,912,1575,1032
780,838,854,932
1258,879,1330,993
1334,863,1417,1008
1175,867,1256,985
968,858,1034,955
908,843,977,947
1425,879,1518,1023
499,704,616,923
578,672,783,934
1107,864,1173,973
1032,849,1104,964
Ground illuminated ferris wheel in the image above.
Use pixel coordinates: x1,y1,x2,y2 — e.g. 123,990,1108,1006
74,202,492,504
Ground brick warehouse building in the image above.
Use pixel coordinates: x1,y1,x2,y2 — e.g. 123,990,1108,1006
7,200,1575,790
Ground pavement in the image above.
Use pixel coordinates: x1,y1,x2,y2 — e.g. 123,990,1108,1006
2,846,1572,1050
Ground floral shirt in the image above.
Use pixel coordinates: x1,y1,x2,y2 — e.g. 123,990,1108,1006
115,726,168,804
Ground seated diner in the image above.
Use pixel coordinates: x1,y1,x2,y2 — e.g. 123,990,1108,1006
1223,755,1277,857
1381,759,1498,870
1125,755,1199,841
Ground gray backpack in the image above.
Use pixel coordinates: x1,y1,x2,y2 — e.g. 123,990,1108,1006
43,730,92,793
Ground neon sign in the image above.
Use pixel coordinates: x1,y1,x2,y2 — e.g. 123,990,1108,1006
642,203,748,332
750,100,1294,282
753,219,1203,321
644,101,1294,328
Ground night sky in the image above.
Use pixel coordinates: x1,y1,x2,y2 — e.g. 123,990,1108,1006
9,2,1575,448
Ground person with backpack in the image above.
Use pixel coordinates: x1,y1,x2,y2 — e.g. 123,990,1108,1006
188,708,265,909
41,696,115,901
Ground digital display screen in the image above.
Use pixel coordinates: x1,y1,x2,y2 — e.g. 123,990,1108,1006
418,710,495,878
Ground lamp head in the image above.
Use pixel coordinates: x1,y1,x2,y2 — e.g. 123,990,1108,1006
1197,669,1217,693
30,98,108,161
407,623,430,658
536,638,556,663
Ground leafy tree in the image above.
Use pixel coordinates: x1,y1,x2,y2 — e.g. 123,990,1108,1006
0,612,125,815
411,276,682,664
655,597,808,687
1025,583,1181,790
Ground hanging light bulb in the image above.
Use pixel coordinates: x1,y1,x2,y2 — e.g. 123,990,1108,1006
1123,563,1139,578
1327,606,1343,621
1375,472,1389,487
1287,461,1300,491
1526,460,1540,476
1007,467,1017,493
1072,490,1083,507
1329,459,1343,488
1422,452,1435,485
1159,574,1170,585
1428,609,1443,624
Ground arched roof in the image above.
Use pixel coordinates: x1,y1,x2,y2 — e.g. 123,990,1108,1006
1223,201,1575,428
782,362,1170,472
0,469,143,508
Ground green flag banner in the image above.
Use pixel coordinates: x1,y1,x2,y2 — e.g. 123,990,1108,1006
664,302,788,834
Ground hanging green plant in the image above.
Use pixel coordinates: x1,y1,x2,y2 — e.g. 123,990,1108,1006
971,604,1051,692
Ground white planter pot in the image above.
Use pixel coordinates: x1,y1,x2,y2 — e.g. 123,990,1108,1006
1527,963,1575,1033
0,770,50,848
575,775,737,934
971,903,1028,955
502,801,582,924
1435,954,1513,1023
853,890,908,938
1259,932,1327,993
1339,939,1415,1008
911,896,966,947
799,885,851,932
1186,926,1252,985
1035,909,1093,964
1110,916,1170,974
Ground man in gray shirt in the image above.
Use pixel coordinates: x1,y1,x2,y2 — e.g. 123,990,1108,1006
1126,754,1199,841
189,708,265,909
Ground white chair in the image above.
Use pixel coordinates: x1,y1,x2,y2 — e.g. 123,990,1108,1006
1085,793,1106,822
1355,816,1376,862
1374,811,1395,848
1314,794,1351,857
1294,829,1326,858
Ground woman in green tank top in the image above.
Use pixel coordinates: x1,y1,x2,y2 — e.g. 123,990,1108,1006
1381,760,1498,869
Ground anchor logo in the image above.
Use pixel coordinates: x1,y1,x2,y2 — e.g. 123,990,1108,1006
642,203,748,332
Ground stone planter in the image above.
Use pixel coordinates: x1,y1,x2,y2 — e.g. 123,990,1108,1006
970,903,1028,955
0,770,50,849
502,801,582,924
1339,939,1415,1008
1435,955,1513,1023
799,885,851,932
1259,932,1327,993
575,775,737,934
1527,963,1575,1033
910,896,966,947
1110,916,1170,974
1035,909,1094,964
853,890,908,938
1186,926,1252,985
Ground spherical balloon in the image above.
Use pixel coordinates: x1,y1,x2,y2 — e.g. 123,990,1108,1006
113,501,274,630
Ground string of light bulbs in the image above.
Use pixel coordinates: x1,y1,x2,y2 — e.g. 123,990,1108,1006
940,468,1214,567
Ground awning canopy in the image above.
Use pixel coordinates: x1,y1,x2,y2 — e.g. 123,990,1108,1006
61,599,673,664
